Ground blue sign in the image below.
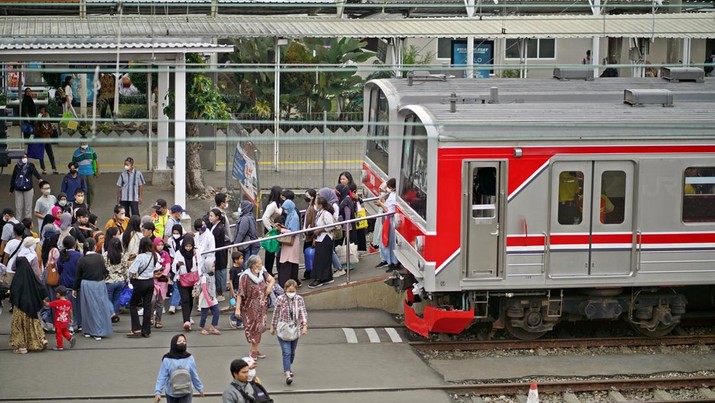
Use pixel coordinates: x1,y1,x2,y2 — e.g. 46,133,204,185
451,41,493,78
231,143,259,204
60,73,96,104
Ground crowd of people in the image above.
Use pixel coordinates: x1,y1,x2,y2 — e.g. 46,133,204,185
1,148,400,399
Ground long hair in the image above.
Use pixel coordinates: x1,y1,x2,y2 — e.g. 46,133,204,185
316,196,334,215
106,237,123,265
267,185,283,206
138,237,157,263
122,215,141,250
338,171,355,186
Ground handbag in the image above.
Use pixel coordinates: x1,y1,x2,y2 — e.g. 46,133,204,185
260,229,280,253
118,285,132,307
45,261,60,287
179,270,199,287
276,300,300,341
277,234,294,246
336,243,359,265
356,207,369,230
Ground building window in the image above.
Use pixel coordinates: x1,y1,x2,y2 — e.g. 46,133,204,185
505,39,556,59
683,167,715,223
399,114,428,220
437,38,452,59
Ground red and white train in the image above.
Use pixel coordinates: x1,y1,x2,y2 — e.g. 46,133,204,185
361,70,715,339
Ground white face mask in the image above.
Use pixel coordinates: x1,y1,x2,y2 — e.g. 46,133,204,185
42,189,51,196
247,369,256,382
21,157,28,164
59,200,67,206
124,165,131,171
80,145,88,150
117,213,125,221
237,207,242,216
286,292,296,299
173,234,181,240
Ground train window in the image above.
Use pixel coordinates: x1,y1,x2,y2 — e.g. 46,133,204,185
366,88,389,174
399,114,428,220
557,171,583,225
600,171,625,224
683,167,715,223
472,167,496,218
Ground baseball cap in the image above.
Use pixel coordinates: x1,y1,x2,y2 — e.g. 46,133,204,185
170,204,186,213
153,199,167,210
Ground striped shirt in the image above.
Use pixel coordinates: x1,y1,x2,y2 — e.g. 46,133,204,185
117,169,145,202
72,147,97,176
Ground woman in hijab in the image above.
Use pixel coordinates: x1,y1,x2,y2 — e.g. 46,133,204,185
17,236,42,279
74,238,112,340
235,255,275,360
335,183,354,245
21,88,36,139
172,235,202,331
154,334,204,403
277,199,301,288
167,224,184,315
9,256,48,354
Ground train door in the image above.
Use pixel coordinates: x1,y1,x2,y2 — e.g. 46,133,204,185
463,161,505,279
548,161,635,277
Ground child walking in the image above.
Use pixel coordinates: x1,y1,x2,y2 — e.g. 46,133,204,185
199,264,221,335
152,238,172,329
228,251,245,329
47,285,76,351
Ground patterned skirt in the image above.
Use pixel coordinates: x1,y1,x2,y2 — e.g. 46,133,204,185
9,308,48,351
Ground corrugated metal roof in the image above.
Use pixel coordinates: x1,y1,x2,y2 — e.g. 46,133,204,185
407,101,715,140
368,77,715,106
1,13,713,39
0,42,230,50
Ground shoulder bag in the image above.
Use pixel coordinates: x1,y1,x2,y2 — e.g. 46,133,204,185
276,299,300,341
179,256,200,287
45,249,60,286
129,257,153,280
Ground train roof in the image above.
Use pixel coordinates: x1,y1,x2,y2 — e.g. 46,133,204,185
366,77,715,105
401,100,715,141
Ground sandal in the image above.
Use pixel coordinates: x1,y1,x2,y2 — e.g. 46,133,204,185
155,321,163,329
13,348,28,354
209,328,221,335
126,331,141,338
200,329,209,335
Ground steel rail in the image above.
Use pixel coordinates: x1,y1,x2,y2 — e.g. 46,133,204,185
3,376,714,401
409,334,715,351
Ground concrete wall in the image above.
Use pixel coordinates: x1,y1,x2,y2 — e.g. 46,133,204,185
303,278,405,314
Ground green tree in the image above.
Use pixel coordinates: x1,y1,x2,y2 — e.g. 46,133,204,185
227,38,275,116
281,40,315,116
165,54,232,195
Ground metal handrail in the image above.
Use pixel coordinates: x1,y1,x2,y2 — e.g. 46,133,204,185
204,210,393,255
204,210,394,284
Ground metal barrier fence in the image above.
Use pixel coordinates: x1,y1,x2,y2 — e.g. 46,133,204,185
226,111,366,197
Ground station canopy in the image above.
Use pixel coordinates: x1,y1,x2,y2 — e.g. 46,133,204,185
1,12,714,40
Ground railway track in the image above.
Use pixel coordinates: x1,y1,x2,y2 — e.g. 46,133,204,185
409,334,715,352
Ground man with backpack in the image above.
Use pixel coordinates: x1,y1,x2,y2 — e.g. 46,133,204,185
60,162,87,204
9,154,43,220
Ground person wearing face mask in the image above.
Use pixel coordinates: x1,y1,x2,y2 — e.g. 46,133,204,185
376,178,400,272
163,205,185,243
198,262,221,336
60,162,87,204
151,199,170,239
238,356,272,401
166,224,184,315
10,154,43,220
71,139,99,208
222,359,256,403
207,208,228,301
154,334,204,403
33,180,57,233
104,205,129,234
55,192,72,214
193,219,215,276
173,235,202,331
116,157,145,218
236,255,275,360
270,279,307,385
233,200,259,262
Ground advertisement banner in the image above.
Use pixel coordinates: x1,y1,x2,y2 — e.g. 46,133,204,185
232,143,259,204
451,40,493,78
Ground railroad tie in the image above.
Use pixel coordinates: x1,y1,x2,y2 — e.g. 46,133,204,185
563,392,581,403
653,390,675,401
608,390,628,402
700,388,715,399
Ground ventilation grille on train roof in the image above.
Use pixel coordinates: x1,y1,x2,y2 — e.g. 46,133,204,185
553,67,593,81
623,89,674,107
660,67,705,83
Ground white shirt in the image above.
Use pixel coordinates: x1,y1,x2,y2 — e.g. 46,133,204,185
315,209,335,242
385,192,397,213
261,201,282,230
64,84,73,102
3,238,21,273
194,229,216,265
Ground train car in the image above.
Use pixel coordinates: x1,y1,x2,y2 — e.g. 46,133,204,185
362,73,715,339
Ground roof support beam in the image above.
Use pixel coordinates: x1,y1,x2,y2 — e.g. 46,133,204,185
173,56,186,213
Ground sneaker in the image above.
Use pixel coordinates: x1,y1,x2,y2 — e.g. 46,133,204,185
308,280,323,289
229,320,237,329
94,336,102,341
323,278,335,285
333,269,346,278
69,337,76,349
183,321,191,331
168,306,176,314
302,272,311,280
190,318,195,325
137,308,144,316
375,261,388,268
286,376,293,385
53,347,64,351
84,334,91,338
386,264,399,273
217,295,226,302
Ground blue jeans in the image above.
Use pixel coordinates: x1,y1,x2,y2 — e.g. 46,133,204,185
229,312,243,327
331,250,341,270
278,337,299,372
170,282,181,307
105,281,125,315
379,217,399,265
215,268,227,295
200,305,219,328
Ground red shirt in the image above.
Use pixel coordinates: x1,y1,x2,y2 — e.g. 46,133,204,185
48,299,72,325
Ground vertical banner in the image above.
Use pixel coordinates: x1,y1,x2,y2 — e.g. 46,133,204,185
232,142,259,205
451,40,494,78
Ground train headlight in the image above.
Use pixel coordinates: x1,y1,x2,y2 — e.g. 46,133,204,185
414,235,425,254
